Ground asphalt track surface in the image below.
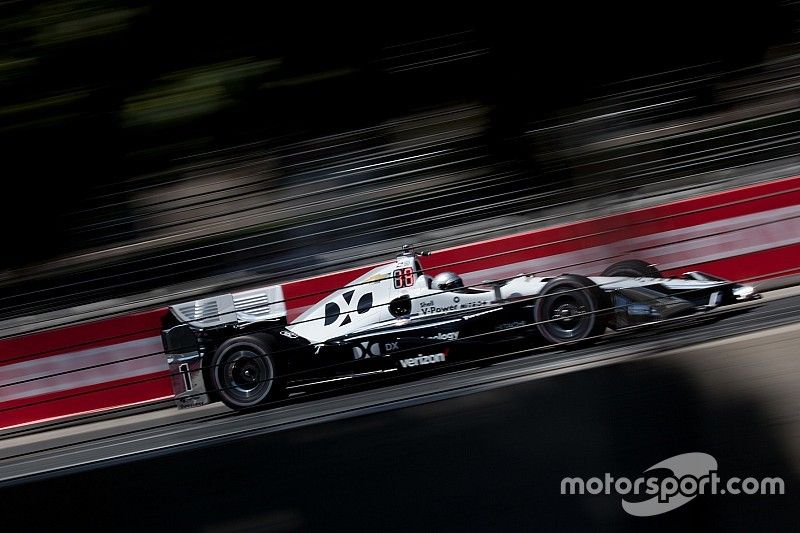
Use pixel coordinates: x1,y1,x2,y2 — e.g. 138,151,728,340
1,290,799,531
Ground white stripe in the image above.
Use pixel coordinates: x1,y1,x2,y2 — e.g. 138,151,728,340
624,204,800,249
638,220,797,257
0,337,167,403
462,206,800,284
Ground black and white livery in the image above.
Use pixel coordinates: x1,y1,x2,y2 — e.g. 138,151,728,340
162,247,759,410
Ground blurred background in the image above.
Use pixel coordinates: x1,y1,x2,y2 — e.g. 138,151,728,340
2,5,800,530
2,1,800,320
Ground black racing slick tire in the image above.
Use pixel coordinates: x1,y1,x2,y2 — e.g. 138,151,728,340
208,334,284,410
601,259,662,278
534,274,609,346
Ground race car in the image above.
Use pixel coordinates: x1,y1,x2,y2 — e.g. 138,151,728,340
162,246,759,410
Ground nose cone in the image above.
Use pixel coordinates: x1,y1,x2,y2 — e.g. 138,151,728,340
732,284,760,301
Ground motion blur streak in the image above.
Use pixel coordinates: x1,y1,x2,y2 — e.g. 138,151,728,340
1,2,800,326
0,337,163,403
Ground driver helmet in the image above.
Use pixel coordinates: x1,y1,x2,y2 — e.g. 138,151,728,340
432,271,464,291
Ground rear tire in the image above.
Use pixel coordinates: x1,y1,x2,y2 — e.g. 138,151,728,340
534,275,609,346
208,334,284,410
601,259,662,278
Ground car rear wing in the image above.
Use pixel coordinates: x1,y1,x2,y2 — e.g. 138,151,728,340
164,283,286,408
169,284,287,328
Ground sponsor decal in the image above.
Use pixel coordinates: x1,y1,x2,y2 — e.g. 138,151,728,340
419,299,457,315
399,352,446,368
384,341,400,351
279,330,298,339
459,300,489,310
429,331,459,341
419,298,489,316
493,321,526,331
352,341,382,360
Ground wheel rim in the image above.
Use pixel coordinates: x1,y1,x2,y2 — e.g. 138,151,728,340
217,348,273,406
542,292,591,340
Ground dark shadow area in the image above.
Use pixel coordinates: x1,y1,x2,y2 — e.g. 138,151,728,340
3,353,796,531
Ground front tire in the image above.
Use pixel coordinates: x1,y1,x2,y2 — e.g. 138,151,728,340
601,259,662,278
534,275,609,346
208,334,282,410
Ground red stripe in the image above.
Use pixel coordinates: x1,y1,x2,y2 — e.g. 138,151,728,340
280,176,800,317
660,242,800,282
435,175,800,253
421,181,800,277
0,371,173,429
0,308,169,366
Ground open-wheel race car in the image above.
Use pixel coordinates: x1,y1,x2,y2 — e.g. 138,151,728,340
162,246,759,410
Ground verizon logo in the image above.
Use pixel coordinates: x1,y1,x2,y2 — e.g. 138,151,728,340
399,353,446,368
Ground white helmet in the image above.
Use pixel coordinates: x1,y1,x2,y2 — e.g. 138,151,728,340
432,271,464,291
